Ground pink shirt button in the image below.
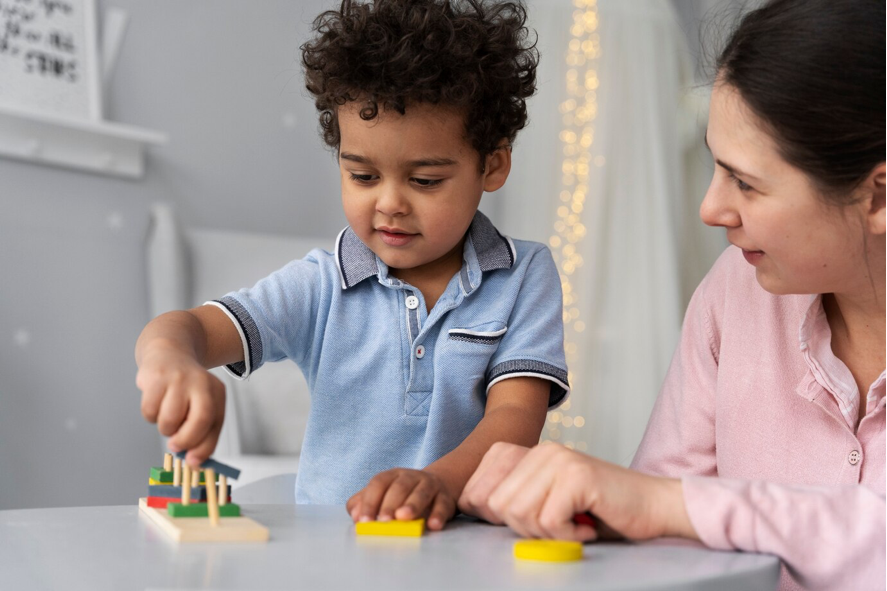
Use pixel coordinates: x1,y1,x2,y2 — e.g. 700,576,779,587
848,450,861,465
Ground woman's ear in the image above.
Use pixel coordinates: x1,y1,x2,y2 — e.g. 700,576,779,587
482,141,512,193
864,162,885,235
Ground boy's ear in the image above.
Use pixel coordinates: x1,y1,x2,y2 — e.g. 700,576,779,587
482,141,512,192
864,162,885,235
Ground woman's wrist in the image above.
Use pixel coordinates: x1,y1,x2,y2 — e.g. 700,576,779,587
655,477,700,541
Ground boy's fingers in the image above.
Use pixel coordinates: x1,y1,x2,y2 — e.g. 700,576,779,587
358,471,398,521
186,380,226,465
377,474,420,521
168,392,214,460
156,386,188,437
346,494,358,515
171,374,226,462
346,495,362,521
394,477,436,521
186,422,222,467
139,380,164,423
426,493,456,531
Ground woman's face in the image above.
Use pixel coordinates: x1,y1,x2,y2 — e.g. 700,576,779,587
700,82,873,296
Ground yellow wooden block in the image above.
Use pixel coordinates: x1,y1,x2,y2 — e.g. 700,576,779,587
514,539,583,562
138,498,268,543
355,518,425,537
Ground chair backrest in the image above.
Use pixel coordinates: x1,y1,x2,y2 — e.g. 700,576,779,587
147,203,331,457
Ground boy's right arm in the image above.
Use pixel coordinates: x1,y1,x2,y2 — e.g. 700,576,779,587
135,305,243,467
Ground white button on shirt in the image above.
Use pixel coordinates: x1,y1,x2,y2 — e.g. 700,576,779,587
415,345,425,359
848,450,861,465
405,295,419,310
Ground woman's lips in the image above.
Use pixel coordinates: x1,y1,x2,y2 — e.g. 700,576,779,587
742,249,765,265
378,230,417,247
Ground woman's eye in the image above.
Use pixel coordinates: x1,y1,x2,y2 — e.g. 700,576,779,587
728,173,753,192
412,178,443,187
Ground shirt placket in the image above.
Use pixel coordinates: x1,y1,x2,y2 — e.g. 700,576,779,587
400,277,465,417
401,286,433,416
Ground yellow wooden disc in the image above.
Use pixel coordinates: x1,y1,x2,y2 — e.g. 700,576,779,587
355,518,425,537
514,539,583,562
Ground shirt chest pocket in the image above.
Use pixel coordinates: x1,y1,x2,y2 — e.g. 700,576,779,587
448,324,508,345
442,322,508,387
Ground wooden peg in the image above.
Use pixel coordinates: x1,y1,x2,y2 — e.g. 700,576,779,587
218,475,227,506
182,463,192,506
205,468,219,526
163,453,172,471
191,468,199,488
173,457,182,487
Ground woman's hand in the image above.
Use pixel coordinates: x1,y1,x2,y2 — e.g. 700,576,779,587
458,441,531,524
460,442,698,542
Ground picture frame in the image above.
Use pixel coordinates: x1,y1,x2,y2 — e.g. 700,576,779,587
0,0,103,121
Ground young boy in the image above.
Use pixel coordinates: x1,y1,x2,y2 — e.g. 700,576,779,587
135,0,568,530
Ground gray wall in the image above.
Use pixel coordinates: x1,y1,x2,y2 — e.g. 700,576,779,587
0,0,354,510
1,0,723,510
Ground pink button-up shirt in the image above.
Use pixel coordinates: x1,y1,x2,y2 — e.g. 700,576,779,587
631,246,885,591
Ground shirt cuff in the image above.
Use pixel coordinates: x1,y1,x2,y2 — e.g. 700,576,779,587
486,359,570,408
682,475,757,553
204,297,262,380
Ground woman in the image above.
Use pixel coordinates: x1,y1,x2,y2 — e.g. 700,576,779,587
458,0,884,589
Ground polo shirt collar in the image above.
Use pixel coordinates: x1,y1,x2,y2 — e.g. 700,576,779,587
335,210,515,290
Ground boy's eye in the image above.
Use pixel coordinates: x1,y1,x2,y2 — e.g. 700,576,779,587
349,173,376,183
411,178,443,187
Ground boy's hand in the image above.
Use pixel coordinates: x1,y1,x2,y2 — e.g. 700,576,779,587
346,468,457,531
136,341,226,467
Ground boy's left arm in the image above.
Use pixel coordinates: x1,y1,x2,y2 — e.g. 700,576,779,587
347,376,549,530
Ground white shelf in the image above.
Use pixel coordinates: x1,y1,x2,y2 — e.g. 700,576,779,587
0,104,167,179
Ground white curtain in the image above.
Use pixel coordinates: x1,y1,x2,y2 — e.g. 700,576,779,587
493,0,725,465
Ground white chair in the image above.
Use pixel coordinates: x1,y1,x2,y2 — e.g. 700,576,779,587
147,203,331,491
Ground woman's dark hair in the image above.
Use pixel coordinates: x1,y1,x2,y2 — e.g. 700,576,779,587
301,0,538,163
716,0,884,202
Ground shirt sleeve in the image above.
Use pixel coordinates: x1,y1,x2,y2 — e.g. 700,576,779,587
486,245,570,408
684,476,886,590
206,250,327,380
630,265,720,477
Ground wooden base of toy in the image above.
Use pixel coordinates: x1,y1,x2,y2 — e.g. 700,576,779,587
138,498,269,543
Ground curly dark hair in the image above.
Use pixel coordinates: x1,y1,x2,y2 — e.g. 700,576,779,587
301,0,539,162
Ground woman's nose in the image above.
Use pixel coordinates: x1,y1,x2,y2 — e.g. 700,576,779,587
699,178,741,228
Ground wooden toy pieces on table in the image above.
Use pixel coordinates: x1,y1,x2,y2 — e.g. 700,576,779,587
138,452,269,542
355,518,425,537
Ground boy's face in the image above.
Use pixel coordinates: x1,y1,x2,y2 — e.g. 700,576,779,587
337,102,508,277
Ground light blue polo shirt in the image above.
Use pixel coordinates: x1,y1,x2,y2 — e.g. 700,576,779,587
209,211,569,505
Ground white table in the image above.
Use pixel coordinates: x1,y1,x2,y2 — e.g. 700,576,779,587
0,504,780,590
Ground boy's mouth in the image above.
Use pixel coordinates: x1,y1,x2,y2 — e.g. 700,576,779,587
377,227,418,247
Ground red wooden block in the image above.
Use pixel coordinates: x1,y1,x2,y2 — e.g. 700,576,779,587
146,496,202,509
146,496,235,508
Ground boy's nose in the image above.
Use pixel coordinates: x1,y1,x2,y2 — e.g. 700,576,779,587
699,178,741,228
375,184,411,217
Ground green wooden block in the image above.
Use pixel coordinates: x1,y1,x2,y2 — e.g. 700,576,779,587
150,467,217,483
167,503,241,518
150,467,173,483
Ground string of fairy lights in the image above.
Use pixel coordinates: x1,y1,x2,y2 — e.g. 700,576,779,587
543,0,600,451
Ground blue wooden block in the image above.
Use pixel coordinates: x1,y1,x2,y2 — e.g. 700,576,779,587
147,484,232,499
172,451,241,480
